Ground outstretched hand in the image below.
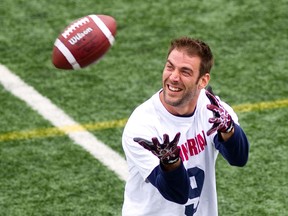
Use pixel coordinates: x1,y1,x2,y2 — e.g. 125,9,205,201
205,89,234,136
133,133,181,165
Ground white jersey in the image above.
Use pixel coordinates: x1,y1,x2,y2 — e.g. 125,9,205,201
122,89,239,216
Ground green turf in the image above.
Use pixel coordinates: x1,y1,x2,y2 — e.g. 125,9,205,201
0,0,287,215
217,108,288,215
0,138,124,216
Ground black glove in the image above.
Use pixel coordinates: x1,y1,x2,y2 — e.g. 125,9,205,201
133,133,181,165
205,87,234,136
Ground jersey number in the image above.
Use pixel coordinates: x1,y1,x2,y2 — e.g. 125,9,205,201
184,167,205,216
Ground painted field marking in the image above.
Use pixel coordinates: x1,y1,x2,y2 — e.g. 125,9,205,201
0,118,128,142
0,64,128,181
0,97,287,143
233,99,288,112
1,64,288,181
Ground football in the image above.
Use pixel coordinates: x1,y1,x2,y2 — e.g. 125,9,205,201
52,14,117,70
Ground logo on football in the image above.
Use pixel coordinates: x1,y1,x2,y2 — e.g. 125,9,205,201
52,14,117,70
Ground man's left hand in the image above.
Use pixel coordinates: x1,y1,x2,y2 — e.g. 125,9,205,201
205,90,234,136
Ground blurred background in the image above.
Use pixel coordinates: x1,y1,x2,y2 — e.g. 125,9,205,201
0,0,287,215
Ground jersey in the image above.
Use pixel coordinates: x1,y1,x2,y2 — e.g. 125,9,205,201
122,89,239,216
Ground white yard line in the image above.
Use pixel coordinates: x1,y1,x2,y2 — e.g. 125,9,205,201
0,64,128,181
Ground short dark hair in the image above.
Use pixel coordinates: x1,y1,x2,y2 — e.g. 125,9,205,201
168,36,214,77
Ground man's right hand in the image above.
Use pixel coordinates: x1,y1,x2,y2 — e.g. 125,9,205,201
133,132,181,165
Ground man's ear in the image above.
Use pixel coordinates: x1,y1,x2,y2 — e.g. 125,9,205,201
198,73,210,89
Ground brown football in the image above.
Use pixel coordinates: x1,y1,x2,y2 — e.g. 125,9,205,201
52,14,117,70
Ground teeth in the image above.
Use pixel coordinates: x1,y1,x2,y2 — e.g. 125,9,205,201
168,85,181,92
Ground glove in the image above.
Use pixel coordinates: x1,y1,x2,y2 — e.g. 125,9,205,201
133,132,181,165
205,89,234,136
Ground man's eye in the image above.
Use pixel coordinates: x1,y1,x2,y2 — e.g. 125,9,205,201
182,70,193,77
166,65,173,70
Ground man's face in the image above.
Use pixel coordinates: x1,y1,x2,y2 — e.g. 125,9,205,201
162,49,203,109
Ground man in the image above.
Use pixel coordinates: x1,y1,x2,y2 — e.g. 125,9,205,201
122,36,249,216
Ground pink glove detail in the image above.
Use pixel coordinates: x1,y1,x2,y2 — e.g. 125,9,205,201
133,133,181,164
205,90,234,136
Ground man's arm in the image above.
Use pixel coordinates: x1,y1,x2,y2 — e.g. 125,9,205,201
147,160,190,204
205,88,249,166
215,124,249,166
133,133,190,204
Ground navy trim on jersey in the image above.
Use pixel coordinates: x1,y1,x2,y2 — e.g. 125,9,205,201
147,161,190,204
214,124,249,167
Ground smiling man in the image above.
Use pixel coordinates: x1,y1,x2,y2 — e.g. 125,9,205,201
122,36,249,216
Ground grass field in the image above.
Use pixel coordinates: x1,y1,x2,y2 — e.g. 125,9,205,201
0,0,288,215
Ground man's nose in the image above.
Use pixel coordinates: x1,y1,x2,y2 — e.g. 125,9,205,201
170,70,180,82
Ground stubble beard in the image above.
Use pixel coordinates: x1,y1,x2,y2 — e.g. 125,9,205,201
163,87,198,107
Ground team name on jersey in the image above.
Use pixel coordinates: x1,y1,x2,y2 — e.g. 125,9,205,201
179,130,207,161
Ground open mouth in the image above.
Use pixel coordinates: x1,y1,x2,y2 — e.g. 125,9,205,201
167,84,181,92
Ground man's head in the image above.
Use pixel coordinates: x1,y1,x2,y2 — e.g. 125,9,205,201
168,36,214,79
160,36,213,116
